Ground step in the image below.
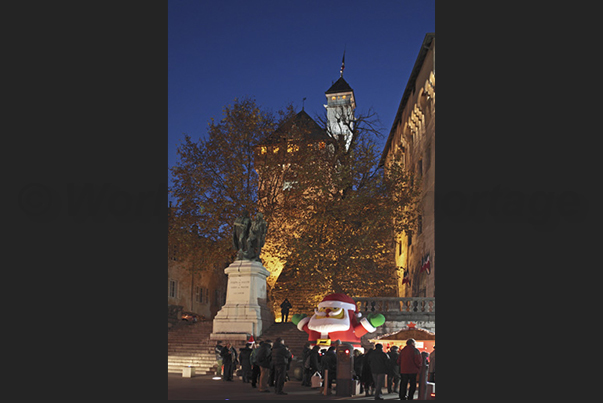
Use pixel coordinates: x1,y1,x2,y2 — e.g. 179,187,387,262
167,360,216,366
167,356,214,361
168,365,215,375
168,360,215,366
167,357,214,361
167,362,215,367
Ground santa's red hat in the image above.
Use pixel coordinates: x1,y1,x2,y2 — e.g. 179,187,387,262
318,293,361,317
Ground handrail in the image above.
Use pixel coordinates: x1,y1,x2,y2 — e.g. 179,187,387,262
352,297,435,314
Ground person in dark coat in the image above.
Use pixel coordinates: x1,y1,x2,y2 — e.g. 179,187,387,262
239,343,253,383
255,339,273,392
368,343,390,400
428,346,435,383
387,345,401,393
280,298,292,322
301,343,312,386
249,342,261,388
397,339,423,400
271,337,292,395
220,342,238,382
361,346,376,396
321,346,337,394
353,349,364,393
306,345,322,387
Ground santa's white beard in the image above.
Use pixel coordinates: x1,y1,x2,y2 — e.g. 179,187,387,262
308,313,351,334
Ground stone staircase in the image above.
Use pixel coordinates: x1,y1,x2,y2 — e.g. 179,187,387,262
167,320,217,375
167,321,311,376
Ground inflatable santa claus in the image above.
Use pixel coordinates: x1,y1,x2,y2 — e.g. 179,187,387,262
291,293,385,349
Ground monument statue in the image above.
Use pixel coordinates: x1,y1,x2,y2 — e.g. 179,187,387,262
233,210,252,260
213,211,273,340
233,211,267,261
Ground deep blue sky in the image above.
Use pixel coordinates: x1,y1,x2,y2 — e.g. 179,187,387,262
168,0,435,201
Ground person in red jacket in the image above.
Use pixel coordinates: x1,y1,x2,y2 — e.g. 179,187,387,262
397,339,422,400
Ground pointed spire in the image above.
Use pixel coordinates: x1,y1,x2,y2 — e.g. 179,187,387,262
340,46,346,77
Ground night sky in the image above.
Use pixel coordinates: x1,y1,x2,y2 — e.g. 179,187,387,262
168,0,435,202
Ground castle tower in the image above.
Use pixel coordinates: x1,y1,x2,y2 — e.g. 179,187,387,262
324,52,356,152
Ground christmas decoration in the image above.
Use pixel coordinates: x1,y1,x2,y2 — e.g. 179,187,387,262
291,293,385,348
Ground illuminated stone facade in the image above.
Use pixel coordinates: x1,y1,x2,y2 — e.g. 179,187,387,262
381,33,435,298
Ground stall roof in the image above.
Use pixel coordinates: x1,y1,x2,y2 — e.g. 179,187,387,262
374,327,435,341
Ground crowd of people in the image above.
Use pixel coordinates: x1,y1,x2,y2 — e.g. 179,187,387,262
353,339,435,400
213,337,435,400
214,337,293,395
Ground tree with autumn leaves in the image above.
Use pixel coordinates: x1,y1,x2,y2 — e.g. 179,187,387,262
169,97,419,301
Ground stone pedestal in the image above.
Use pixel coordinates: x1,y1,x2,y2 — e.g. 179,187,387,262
182,366,195,378
211,260,273,340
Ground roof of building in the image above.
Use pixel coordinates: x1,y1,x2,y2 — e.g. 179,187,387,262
257,109,330,146
373,327,435,341
325,76,354,94
379,33,435,167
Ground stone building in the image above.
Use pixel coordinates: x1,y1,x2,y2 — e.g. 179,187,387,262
380,33,435,298
167,205,228,328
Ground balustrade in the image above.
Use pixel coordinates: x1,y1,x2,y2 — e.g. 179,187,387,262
353,297,435,319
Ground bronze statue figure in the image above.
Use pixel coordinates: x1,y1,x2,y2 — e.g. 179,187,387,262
233,211,267,261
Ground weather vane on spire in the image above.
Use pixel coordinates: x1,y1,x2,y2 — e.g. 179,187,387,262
340,47,346,77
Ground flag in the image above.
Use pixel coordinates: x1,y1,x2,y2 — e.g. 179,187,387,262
420,254,431,274
402,269,410,285
340,49,345,77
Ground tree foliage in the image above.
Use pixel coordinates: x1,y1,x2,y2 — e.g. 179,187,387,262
270,106,419,298
169,97,288,270
169,97,420,298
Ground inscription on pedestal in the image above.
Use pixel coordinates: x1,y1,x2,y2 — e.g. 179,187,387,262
228,277,251,299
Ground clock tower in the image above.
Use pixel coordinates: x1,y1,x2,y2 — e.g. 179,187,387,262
324,55,356,152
